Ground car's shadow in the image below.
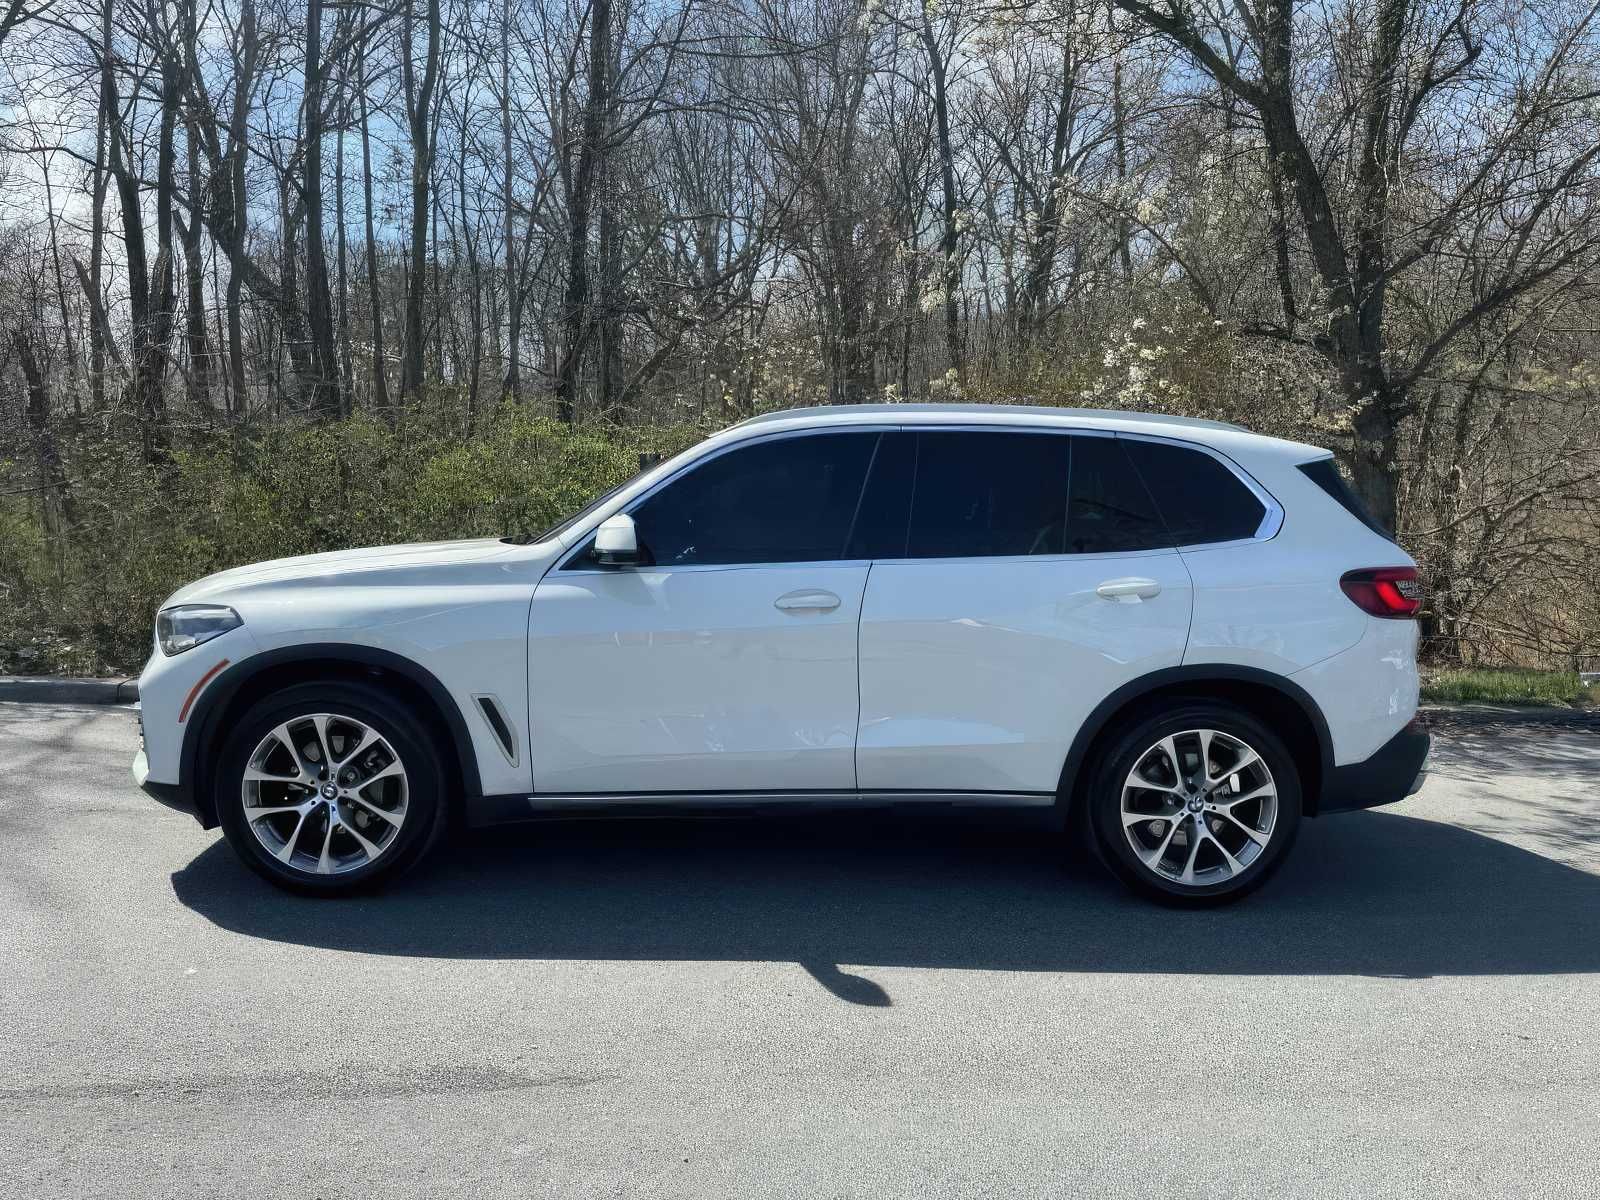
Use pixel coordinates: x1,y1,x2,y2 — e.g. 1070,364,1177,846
172,806,1600,1005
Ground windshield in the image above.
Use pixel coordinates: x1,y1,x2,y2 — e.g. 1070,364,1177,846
503,455,664,546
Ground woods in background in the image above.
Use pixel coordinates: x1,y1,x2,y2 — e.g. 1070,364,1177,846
1,0,1598,673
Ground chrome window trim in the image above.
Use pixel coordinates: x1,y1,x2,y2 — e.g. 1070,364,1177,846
554,419,1283,574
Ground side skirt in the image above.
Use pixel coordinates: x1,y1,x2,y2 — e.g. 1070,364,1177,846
467,789,1057,829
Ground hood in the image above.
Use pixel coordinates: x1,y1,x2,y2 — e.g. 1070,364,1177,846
163,538,531,607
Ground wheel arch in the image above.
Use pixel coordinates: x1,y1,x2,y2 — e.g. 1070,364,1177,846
1056,665,1333,822
178,644,482,828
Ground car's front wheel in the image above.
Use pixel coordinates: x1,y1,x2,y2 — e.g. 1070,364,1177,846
215,681,449,894
1087,701,1301,904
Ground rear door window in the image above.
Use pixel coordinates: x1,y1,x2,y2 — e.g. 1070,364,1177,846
1065,436,1170,553
861,430,1176,559
906,432,1073,557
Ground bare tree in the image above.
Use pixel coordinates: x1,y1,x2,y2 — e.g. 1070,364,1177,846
399,0,443,400
1107,0,1600,529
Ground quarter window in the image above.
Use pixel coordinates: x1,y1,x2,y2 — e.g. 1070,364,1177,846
1121,438,1268,546
1297,457,1392,540
625,432,877,566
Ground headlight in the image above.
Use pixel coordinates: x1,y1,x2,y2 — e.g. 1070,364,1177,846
156,604,242,656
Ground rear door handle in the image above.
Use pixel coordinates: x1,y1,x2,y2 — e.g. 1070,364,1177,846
1096,577,1161,603
774,589,841,613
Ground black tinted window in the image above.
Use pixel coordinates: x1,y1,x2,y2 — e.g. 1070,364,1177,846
907,432,1072,557
846,432,915,558
1122,439,1268,545
1066,437,1169,553
629,432,876,565
1298,457,1392,540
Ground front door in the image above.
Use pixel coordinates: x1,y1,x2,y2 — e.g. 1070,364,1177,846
528,430,883,795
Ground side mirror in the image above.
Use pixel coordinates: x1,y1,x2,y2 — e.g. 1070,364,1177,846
593,513,640,566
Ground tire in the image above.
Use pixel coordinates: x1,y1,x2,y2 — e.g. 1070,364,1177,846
215,681,450,895
1086,700,1302,905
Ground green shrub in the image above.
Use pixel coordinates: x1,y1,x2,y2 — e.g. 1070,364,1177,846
1419,668,1588,707
0,401,699,675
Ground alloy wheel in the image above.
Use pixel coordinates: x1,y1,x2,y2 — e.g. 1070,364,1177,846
240,713,409,875
1119,728,1278,888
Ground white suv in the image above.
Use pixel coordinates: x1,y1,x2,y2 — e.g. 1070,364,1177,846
134,404,1428,903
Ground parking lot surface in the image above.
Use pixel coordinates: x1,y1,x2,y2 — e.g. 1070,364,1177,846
2,702,1597,1198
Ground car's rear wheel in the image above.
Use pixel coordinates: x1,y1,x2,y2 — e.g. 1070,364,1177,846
1087,701,1301,905
216,681,449,895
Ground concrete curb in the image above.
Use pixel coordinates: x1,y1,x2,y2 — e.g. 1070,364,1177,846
1420,701,1598,729
0,676,139,704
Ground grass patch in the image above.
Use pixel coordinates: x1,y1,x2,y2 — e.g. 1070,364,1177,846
1420,668,1589,707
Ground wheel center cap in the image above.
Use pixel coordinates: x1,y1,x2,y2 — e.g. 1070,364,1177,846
1186,795,1205,814
321,783,339,801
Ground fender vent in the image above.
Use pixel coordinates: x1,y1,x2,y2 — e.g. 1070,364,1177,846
474,695,518,766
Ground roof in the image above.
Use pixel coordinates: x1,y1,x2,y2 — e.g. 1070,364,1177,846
722,403,1325,462
733,402,1245,433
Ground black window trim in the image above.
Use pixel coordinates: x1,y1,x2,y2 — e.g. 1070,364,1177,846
554,421,1284,574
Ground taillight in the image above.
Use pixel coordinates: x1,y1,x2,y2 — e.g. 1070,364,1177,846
1340,567,1421,618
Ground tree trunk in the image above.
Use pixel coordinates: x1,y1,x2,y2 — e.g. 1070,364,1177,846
500,0,521,401
400,0,442,400
88,0,111,410
147,5,179,449
918,6,962,379
13,331,75,531
358,35,388,409
1349,394,1400,534
1021,46,1079,347
458,101,483,426
180,129,212,416
335,84,353,412
225,0,258,411
276,175,315,393
555,0,611,423
1111,50,1132,281
106,16,167,459
597,160,622,421
302,0,340,416
176,0,211,417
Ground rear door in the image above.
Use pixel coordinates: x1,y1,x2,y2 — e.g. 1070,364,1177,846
854,429,1193,794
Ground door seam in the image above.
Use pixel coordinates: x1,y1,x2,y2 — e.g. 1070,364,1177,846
854,560,873,790
1174,548,1198,665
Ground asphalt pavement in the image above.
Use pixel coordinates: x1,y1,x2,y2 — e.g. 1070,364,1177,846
2,701,1596,1198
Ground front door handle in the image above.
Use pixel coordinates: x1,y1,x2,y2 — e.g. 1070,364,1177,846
775,589,841,613
1096,577,1162,603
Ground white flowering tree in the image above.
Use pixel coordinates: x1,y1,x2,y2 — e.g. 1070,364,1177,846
1100,0,1600,538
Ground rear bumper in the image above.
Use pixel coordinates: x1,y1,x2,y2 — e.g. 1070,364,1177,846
1317,716,1430,814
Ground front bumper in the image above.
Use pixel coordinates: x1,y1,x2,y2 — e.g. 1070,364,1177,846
132,746,194,817
1317,716,1430,814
